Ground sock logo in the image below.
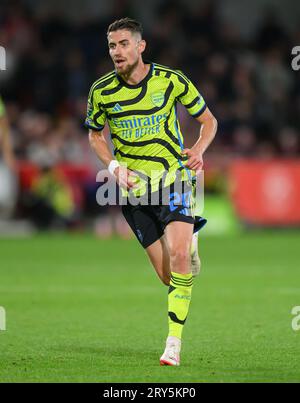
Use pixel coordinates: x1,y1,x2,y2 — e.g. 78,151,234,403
174,294,191,300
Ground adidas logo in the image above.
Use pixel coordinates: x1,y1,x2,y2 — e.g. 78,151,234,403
112,103,122,112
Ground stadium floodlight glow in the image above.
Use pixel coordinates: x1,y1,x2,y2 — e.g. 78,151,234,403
0,306,6,331
0,46,6,71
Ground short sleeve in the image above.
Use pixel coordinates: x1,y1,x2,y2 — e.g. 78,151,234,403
84,86,106,131
175,72,207,118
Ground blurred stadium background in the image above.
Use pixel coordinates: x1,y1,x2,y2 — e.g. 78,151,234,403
1,0,300,235
1,0,300,383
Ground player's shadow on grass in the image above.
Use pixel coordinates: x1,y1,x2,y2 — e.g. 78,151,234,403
52,344,158,361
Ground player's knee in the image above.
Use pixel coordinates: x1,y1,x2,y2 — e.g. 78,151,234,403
168,247,189,264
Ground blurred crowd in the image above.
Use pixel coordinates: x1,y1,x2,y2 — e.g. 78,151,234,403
0,0,299,230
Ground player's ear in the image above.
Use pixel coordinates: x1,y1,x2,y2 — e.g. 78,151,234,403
139,39,146,54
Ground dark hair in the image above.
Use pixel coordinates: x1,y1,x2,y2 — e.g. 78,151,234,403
107,17,143,37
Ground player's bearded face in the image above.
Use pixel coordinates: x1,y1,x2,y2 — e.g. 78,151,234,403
108,30,143,75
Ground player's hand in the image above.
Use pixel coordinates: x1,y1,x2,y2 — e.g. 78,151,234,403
114,166,138,190
181,148,203,172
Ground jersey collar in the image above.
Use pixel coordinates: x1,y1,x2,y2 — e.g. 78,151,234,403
115,61,153,89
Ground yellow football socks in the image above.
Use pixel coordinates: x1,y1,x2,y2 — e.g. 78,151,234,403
168,271,193,339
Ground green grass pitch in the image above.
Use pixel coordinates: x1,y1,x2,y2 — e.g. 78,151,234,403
0,231,300,383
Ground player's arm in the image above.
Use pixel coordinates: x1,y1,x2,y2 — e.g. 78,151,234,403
89,129,136,189
182,107,217,172
0,114,16,171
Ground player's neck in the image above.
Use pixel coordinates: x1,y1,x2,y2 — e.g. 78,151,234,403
120,61,150,86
